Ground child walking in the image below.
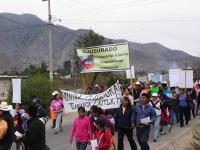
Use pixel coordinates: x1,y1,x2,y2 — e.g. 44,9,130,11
94,119,112,150
70,107,92,150
105,109,116,150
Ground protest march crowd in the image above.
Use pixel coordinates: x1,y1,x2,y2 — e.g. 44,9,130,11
0,79,200,150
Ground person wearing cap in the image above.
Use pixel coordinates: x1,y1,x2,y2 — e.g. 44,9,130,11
50,91,64,134
150,82,159,96
133,81,142,101
24,104,46,150
149,93,162,142
132,93,156,150
0,102,14,150
32,98,47,118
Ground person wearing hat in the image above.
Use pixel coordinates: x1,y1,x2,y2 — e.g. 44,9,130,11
0,102,14,150
50,91,64,134
149,93,162,142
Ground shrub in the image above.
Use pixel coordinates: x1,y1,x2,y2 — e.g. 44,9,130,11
8,73,51,110
191,126,200,150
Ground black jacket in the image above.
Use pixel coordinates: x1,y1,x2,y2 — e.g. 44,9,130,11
25,117,46,150
0,111,14,145
115,106,133,129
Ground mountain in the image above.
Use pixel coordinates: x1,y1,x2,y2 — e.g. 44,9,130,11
0,13,199,73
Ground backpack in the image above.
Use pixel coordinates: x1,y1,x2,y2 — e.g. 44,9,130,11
0,118,8,140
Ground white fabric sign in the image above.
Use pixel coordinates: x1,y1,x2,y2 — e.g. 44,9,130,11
12,79,21,104
61,82,122,113
126,66,135,79
169,69,193,88
169,69,181,87
178,70,193,88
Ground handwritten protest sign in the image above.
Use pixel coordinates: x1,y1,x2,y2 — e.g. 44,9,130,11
61,82,122,113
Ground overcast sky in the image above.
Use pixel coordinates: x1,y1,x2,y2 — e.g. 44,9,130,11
0,0,200,56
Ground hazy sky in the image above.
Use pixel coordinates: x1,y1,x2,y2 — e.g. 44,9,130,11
0,0,200,56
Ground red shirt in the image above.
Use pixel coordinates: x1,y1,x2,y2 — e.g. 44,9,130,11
94,129,112,150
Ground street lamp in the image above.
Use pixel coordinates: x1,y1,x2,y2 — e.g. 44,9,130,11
42,0,53,82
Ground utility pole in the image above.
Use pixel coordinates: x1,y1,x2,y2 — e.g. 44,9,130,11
43,0,53,82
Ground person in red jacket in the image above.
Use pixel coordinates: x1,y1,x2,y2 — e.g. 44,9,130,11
94,119,112,150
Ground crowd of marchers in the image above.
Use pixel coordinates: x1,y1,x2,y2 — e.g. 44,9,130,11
0,80,200,150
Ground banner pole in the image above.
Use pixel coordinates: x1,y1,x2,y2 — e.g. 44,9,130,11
127,43,134,100
81,73,87,90
185,64,187,92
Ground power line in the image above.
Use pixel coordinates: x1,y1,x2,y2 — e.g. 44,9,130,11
60,17,200,24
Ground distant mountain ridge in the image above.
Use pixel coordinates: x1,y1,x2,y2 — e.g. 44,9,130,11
0,13,199,73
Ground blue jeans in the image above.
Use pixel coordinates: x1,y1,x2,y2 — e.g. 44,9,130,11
0,142,12,150
76,142,88,150
174,107,180,123
153,116,161,140
169,108,174,125
55,112,62,132
136,126,150,150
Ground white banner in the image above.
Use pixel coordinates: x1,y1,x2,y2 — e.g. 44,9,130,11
61,82,122,113
12,79,21,104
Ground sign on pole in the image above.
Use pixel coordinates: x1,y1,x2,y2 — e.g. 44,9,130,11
76,43,130,73
126,66,135,79
169,69,193,88
12,79,21,104
61,82,122,113
148,73,162,83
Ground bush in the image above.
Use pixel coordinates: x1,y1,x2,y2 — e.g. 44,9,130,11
191,126,200,150
7,74,52,111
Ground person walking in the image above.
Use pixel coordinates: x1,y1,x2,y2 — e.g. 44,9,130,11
32,98,47,118
149,93,162,142
123,87,134,107
50,91,64,134
70,107,92,150
176,89,190,127
94,119,112,150
0,102,14,150
89,106,114,136
24,104,46,150
115,96,138,150
132,93,156,150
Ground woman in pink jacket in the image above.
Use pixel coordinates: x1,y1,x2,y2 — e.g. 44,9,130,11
70,106,92,150
50,91,63,134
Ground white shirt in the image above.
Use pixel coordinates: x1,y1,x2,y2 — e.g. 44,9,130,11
149,99,161,116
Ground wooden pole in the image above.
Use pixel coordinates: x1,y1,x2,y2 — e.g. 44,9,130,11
81,73,86,90
185,63,187,92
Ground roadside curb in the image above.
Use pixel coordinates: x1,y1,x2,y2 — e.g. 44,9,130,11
156,119,200,150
